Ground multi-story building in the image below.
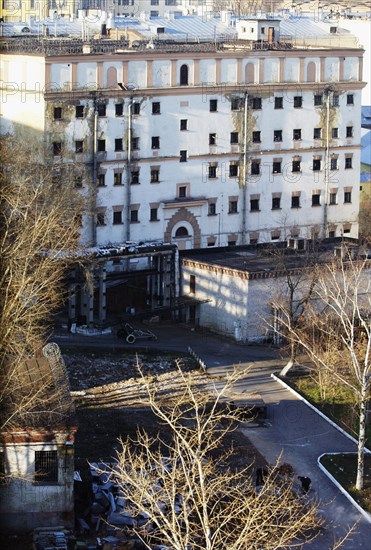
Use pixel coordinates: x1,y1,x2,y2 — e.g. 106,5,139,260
0,15,365,250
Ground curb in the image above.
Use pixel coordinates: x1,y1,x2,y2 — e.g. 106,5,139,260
271,373,371,453
317,453,371,524
272,372,371,522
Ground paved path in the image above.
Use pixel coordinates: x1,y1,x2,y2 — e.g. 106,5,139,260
54,322,371,548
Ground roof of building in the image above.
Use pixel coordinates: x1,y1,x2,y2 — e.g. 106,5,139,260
181,241,367,278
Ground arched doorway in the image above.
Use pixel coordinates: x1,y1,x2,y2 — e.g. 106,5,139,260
164,208,201,249
180,64,189,86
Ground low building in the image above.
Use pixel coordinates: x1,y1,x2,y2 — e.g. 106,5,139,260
0,344,77,533
180,242,370,342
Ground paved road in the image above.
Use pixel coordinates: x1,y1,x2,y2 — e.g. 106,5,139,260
54,322,371,548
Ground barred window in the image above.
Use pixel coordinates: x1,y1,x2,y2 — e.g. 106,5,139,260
34,450,58,484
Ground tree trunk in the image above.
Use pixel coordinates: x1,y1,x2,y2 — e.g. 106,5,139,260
356,383,368,491
280,341,297,377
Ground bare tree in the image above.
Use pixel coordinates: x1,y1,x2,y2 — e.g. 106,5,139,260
266,243,319,375
103,364,322,549
0,135,85,430
271,252,371,490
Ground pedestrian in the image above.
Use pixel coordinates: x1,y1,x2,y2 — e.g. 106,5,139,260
256,467,268,486
298,476,311,494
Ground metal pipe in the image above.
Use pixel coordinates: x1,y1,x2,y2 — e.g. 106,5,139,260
323,88,330,237
241,92,248,244
92,98,98,246
126,97,132,242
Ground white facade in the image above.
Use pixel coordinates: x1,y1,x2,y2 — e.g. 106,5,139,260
0,429,76,532
0,24,365,249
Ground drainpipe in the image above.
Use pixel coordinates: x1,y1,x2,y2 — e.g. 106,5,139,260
126,97,132,242
323,88,331,238
92,97,98,246
241,91,248,244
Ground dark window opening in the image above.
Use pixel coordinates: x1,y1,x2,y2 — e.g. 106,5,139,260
75,140,83,154
53,107,62,119
293,96,303,108
293,129,301,141
231,97,242,110
115,103,124,116
313,159,321,171
131,137,139,150
330,193,337,205
208,203,216,216
180,64,189,86
210,99,217,112
175,226,188,236
34,451,58,484
208,165,217,179
229,164,238,177
347,94,354,105
330,158,338,170
251,162,260,175
252,131,261,143
250,199,259,211
97,103,106,117
131,170,140,184
130,210,139,223
190,275,196,294
272,197,281,210
230,132,239,144
274,130,282,142
151,136,160,149
332,94,339,107
332,127,339,139
132,103,140,115
272,161,281,174
114,172,122,185
344,191,352,203
345,157,352,169
314,94,322,106
312,194,321,206
209,133,216,145
52,142,62,156
291,196,300,208
115,138,123,152
292,160,301,172
97,174,105,186
75,105,84,118
313,127,321,139
113,211,122,224
229,200,238,213
151,169,159,183
178,186,187,198
150,207,158,221
274,97,283,109
97,139,106,152
346,126,353,138
180,150,187,162
180,119,187,131
250,97,262,109
152,102,161,114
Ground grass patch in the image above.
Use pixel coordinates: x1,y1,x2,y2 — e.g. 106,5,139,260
283,374,371,448
320,454,371,514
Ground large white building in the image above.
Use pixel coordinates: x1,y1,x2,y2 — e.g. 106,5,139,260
0,15,365,249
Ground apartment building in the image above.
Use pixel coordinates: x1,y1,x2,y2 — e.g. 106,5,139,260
0,15,365,250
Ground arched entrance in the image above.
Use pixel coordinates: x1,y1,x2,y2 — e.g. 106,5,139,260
164,208,201,249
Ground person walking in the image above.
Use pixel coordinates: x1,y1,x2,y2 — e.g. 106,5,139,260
298,476,311,494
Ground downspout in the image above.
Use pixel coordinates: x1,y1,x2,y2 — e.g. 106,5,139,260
126,97,132,242
241,92,248,244
323,88,330,238
92,97,98,246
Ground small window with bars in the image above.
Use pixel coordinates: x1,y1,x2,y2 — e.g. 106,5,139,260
34,450,58,484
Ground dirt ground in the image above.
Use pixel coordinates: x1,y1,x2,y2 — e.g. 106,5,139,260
64,350,266,469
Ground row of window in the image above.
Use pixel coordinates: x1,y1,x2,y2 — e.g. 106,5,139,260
97,188,352,227
53,93,355,121
84,154,352,188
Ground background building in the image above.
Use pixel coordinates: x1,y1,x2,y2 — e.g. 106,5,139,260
0,15,365,249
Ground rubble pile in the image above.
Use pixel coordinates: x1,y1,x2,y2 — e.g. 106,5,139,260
65,353,195,391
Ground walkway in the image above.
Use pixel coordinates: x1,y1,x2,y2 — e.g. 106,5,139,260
54,322,371,548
